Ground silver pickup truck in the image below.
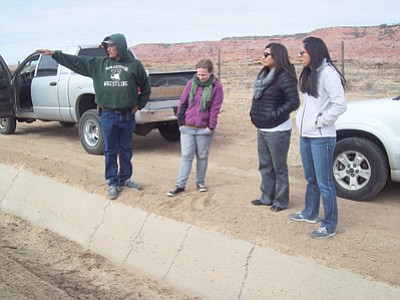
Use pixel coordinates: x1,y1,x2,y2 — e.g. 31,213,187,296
0,46,195,154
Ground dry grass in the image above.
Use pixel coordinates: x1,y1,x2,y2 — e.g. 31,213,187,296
343,61,400,100
145,60,400,101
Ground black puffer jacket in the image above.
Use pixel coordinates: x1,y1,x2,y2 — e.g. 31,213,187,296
250,72,300,129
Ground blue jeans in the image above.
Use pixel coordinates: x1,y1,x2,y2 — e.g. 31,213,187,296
257,129,291,208
100,110,135,187
176,126,214,188
300,137,338,232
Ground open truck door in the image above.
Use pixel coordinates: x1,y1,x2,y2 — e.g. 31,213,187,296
0,55,13,118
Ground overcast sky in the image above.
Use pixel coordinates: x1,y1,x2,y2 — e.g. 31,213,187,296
1,0,399,64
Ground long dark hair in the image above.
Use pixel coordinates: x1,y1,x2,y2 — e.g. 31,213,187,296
258,42,297,83
299,37,345,97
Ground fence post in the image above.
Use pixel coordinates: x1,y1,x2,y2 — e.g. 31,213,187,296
341,41,345,76
217,47,221,80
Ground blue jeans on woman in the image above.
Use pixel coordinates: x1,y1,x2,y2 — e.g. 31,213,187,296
100,110,135,187
176,126,214,188
299,136,338,232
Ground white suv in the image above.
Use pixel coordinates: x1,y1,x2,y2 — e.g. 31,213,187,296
334,96,400,200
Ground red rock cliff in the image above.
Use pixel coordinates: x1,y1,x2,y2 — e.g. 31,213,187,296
131,25,400,69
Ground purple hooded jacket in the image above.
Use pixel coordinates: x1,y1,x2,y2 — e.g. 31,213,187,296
177,78,224,130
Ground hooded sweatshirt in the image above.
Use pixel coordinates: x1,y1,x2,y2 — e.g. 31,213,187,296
295,61,346,137
52,33,151,110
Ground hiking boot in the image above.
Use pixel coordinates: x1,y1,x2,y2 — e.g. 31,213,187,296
166,186,185,197
197,183,208,192
122,179,141,190
310,227,336,239
289,212,319,224
108,186,119,200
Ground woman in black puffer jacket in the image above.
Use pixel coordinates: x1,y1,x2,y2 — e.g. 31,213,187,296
250,43,300,212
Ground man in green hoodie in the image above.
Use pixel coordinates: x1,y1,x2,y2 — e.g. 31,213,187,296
37,33,151,200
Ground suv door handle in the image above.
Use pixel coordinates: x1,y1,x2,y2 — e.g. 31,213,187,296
49,82,57,86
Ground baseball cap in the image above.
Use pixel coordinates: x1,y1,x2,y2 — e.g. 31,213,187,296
102,39,115,45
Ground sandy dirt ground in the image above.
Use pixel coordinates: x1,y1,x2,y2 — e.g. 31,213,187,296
0,211,197,299
0,85,399,297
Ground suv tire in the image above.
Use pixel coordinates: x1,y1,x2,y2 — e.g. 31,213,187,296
333,137,388,201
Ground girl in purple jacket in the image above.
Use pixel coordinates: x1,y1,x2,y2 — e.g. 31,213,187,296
167,59,224,197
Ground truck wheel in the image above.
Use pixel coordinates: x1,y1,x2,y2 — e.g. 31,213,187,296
158,121,180,142
333,137,388,201
78,109,103,155
0,117,17,134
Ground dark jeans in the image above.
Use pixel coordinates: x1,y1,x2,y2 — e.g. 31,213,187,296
100,110,135,187
257,129,291,208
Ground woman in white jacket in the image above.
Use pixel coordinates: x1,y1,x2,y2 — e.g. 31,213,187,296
290,37,346,239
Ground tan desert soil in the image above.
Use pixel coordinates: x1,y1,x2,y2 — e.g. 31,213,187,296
0,211,197,299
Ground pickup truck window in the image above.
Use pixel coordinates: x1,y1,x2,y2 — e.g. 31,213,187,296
78,47,135,59
78,48,108,57
21,57,39,79
15,55,40,109
37,55,58,77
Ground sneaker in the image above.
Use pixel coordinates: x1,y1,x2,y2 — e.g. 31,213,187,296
122,179,141,190
166,186,185,197
270,205,286,212
310,227,336,239
197,183,208,192
108,186,119,200
289,212,319,224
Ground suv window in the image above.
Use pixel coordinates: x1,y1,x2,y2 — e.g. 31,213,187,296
36,55,59,77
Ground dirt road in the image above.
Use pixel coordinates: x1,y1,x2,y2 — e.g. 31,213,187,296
0,85,399,294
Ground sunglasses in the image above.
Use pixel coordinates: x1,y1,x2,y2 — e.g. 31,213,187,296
263,52,272,58
300,49,308,56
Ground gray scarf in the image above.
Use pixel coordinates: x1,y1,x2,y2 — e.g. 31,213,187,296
253,68,275,100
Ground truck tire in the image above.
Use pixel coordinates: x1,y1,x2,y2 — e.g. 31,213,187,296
78,109,103,155
0,117,17,134
158,121,180,142
333,137,388,201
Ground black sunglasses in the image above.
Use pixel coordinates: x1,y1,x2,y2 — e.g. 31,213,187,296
263,52,272,58
300,49,308,56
